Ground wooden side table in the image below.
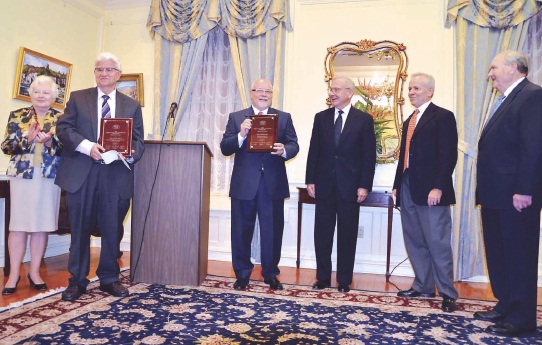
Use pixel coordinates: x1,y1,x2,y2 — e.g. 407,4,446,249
296,187,395,282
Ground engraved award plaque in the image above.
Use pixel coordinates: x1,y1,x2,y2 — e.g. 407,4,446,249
99,118,133,157
247,114,278,153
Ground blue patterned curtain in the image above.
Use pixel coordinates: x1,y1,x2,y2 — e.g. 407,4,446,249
446,0,542,280
147,0,291,135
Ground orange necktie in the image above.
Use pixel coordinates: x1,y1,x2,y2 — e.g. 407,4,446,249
403,109,419,172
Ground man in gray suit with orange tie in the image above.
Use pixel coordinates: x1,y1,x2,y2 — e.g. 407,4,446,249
55,52,144,301
221,78,298,291
393,73,458,313
475,50,542,337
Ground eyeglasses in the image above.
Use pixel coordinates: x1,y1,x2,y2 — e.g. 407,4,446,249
94,67,119,73
251,88,273,95
328,87,348,93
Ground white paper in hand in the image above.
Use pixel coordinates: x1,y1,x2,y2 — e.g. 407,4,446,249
101,150,131,170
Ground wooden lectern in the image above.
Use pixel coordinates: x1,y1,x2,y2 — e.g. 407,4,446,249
131,140,213,286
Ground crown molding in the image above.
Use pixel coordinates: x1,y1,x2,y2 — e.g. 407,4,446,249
51,0,150,17
297,0,439,5
94,0,151,10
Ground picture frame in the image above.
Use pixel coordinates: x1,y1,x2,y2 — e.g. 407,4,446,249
116,73,144,106
12,47,72,109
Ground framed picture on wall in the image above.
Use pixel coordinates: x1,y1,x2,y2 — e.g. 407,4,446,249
116,73,144,106
12,47,72,109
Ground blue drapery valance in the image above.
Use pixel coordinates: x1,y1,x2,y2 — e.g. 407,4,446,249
147,0,291,42
447,0,542,28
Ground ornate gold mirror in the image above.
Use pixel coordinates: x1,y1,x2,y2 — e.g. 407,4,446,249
325,40,408,163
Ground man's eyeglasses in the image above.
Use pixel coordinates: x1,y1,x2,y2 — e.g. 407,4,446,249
251,88,273,95
328,87,348,93
94,67,119,73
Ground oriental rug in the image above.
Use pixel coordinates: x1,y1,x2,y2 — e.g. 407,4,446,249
0,273,541,344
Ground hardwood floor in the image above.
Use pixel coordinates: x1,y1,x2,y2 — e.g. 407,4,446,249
2,249,541,307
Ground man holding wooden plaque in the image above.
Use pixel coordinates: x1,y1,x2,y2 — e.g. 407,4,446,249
55,52,144,301
220,78,299,291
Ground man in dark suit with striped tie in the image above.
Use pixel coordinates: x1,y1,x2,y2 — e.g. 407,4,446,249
306,76,376,293
392,73,458,313
220,78,299,291
475,50,542,337
55,52,144,301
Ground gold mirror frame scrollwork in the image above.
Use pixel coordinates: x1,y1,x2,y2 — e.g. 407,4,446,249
324,39,408,163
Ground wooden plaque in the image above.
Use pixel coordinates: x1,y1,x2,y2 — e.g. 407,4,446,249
247,114,278,153
99,118,133,157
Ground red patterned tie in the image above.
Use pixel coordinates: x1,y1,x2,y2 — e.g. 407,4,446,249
403,109,419,172
258,112,263,115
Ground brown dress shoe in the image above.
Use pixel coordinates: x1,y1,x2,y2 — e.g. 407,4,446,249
99,282,129,297
62,284,87,301
441,294,457,312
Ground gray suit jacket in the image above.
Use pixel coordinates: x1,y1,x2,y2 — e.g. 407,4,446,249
55,87,145,198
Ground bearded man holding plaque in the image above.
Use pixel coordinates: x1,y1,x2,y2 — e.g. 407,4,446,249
220,78,299,291
55,52,144,301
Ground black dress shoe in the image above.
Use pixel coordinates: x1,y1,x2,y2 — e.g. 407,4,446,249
312,280,331,290
397,288,436,298
473,310,504,322
99,281,129,297
28,274,47,291
441,294,457,312
62,284,87,301
233,279,249,291
337,284,351,293
264,277,284,290
2,277,21,295
486,322,535,337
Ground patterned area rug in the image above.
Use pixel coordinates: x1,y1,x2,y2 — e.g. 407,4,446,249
1,273,541,344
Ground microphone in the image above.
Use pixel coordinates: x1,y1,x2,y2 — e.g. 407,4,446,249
168,102,178,119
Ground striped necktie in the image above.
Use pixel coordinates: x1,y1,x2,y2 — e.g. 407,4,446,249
101,95,111,118
403,109,419,171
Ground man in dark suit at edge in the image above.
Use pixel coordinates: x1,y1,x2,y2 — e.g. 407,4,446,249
306,76,376,293
220,78,299,291
55,52,145,301
392,72,458,313
475,50,542,337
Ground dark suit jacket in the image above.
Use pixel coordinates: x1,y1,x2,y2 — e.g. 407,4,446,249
220,107,298,200
306,107,376,201
393,102,458,206
477,78,542,208
55,87,145,199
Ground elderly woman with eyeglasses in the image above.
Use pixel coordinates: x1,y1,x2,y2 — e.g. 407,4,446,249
1,75,62,295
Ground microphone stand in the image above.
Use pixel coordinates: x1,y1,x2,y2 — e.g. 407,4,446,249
168,116,175,140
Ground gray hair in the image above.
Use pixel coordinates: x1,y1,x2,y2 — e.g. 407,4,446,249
411,72,435,90
499,50,528,75
29,75,59,99
95,52,121,71
332,76,355,90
